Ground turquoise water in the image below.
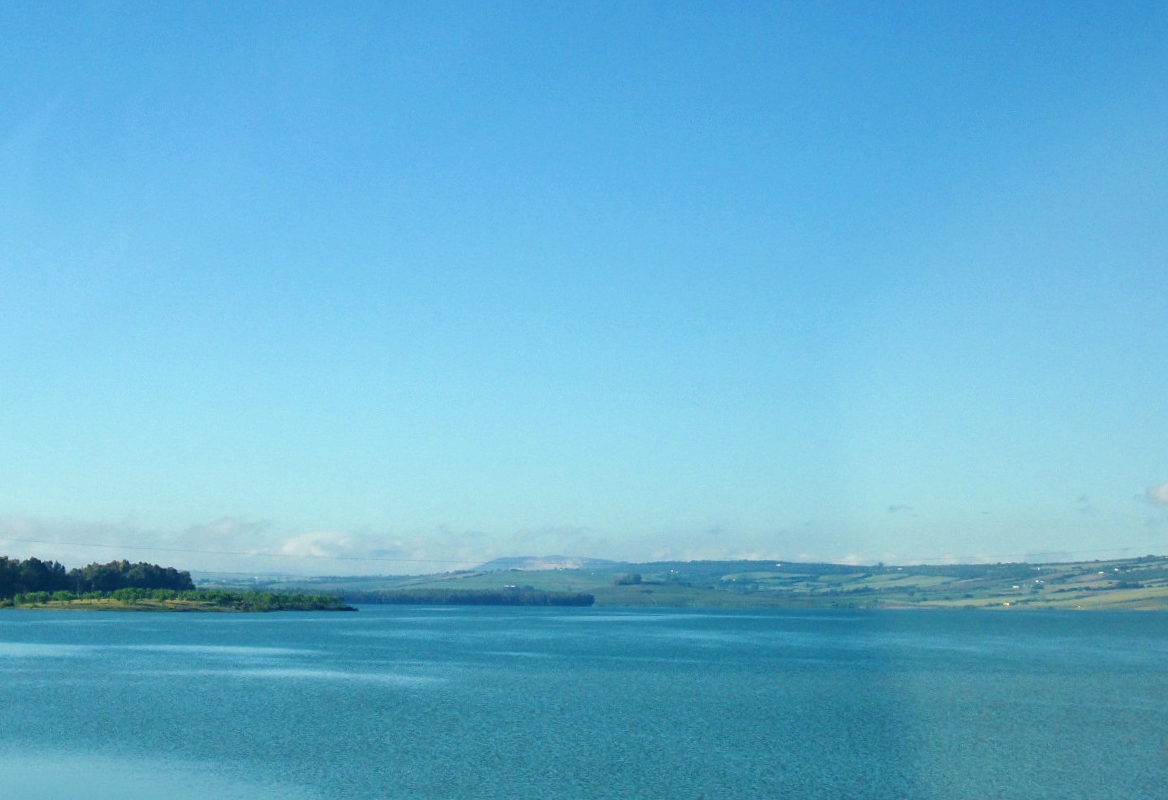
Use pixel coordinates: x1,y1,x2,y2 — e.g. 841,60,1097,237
1,607,1166,799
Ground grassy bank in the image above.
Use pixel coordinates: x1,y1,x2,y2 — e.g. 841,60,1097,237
4,588,354,612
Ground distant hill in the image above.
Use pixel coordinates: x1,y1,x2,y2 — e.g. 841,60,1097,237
195,554,1168,610
476,555,623,571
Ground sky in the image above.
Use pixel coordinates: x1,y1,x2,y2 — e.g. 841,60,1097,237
1,1,1167,574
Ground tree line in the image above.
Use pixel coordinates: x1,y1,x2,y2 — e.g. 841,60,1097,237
0,556,194,599
344,588,595,606
9,586,353,611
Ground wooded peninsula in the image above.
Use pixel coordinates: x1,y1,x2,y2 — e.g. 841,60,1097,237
0,557,352,612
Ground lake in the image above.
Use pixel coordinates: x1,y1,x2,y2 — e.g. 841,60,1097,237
1,607,1166,799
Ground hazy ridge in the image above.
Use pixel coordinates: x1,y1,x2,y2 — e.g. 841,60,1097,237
198,554,1168,610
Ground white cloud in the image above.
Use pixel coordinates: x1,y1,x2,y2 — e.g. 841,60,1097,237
182,517,273,551
1146,481,1168,506
278,531,362,559
175,521,494,575
0,514,491,576
511,525,609,559
0,514,158,566
646,545,785,562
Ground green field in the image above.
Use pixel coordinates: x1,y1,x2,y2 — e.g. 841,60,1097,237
214,554,1168,610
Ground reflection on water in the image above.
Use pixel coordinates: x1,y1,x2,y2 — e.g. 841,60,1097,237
125,644,316,656
194,666,441,684
2,752,311,800
0,607,1166,799
0,642,97,658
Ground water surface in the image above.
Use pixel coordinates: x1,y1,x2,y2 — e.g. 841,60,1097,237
1,607,1165,798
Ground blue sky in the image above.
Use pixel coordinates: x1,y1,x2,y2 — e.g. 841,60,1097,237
2,1,1166,573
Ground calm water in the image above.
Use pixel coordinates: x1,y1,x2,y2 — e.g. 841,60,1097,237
1,607,1166,799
